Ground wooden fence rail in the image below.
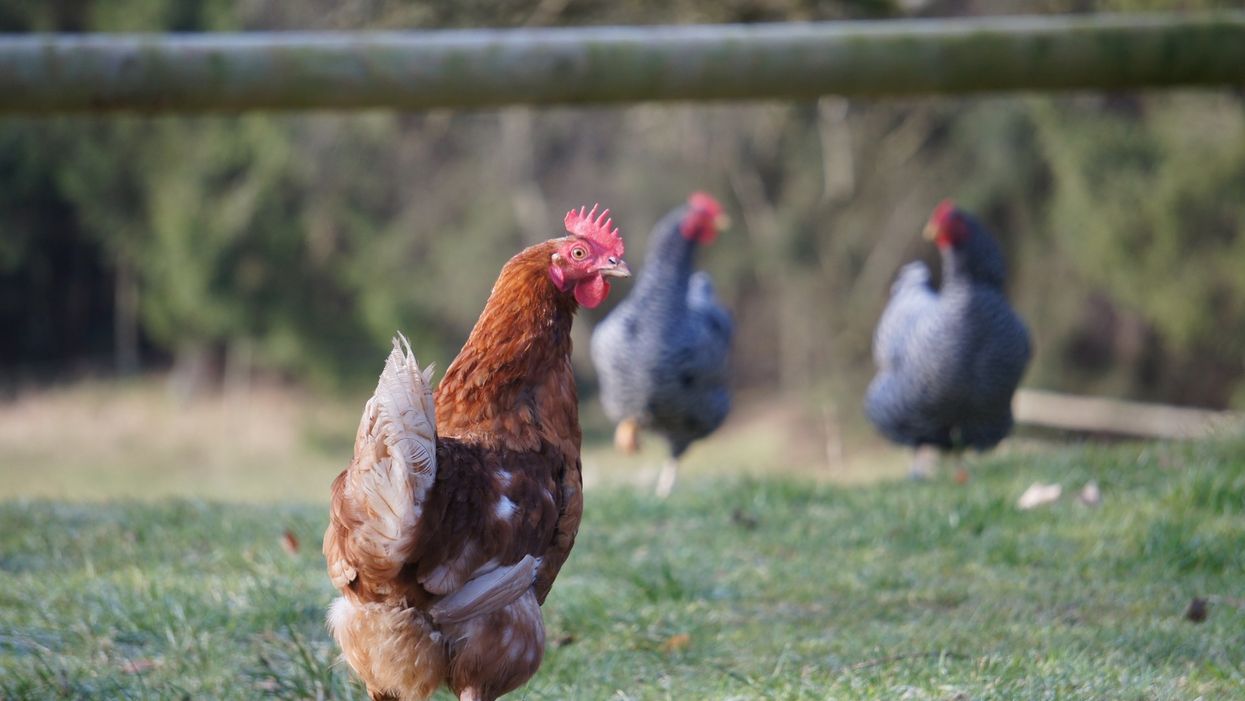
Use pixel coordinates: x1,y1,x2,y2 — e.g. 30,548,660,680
0,13,1242,113
1014,389,1244,440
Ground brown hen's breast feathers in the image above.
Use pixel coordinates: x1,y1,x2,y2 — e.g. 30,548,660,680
416,240,584,604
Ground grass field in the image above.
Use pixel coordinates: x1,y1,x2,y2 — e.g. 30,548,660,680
0,382,1242,699
2,403,1243,700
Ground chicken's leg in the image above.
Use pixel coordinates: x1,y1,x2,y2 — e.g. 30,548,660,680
951,452,969,485
614,417,640,454
908,445,939,480
655,456,679,499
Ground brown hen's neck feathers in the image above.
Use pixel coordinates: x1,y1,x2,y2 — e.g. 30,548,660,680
435,240,580,451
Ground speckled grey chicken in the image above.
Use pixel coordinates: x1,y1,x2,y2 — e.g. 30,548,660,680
590,193,732,497
865,200,1031,478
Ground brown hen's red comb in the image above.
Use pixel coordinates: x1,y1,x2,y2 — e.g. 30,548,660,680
565,203,624,257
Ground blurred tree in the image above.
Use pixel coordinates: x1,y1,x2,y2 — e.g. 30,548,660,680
1035,94,1245,406
0,0,1242,415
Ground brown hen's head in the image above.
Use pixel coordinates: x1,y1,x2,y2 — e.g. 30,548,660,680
549,204,629,309
680,192,727,245
923,199,970,249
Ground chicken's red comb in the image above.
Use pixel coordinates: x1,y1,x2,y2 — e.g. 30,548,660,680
688,191,723,215
931,199,958,227
564,203,624,257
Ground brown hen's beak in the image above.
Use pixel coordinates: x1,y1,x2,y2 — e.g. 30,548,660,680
922,221,939,241
599,258,631,278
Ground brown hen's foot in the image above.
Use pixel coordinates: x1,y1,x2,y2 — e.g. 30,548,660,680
655,457,679,499
614,417,640,454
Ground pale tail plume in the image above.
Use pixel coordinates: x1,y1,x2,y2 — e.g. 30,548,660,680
372,333,437,478
330,333,437,592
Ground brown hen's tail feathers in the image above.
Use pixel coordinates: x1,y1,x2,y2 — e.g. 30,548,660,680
329,334,438,592
371,333,437,477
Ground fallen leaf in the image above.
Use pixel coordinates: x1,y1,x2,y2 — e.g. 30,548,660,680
1017,482,1062,510
554,634,576,648
1185,597,1208,623
661,633,691,653
280,530,300,555
1078,481,1101,507
953,467,970,485
121,658,158,674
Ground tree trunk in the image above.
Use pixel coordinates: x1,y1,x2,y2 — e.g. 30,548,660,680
113,257,139,376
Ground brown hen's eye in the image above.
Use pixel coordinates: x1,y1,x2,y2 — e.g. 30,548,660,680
571,247,587,260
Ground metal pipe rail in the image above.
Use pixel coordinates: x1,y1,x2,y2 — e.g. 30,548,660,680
0,13,1242,113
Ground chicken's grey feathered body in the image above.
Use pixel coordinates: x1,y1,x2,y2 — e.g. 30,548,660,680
865,211,1031,451
590,205,733,458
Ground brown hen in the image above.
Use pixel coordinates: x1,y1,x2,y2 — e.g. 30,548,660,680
323,206,628,701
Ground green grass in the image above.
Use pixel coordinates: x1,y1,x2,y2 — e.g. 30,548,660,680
1,438,1243,699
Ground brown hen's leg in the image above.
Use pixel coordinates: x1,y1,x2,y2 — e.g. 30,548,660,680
458,688,482,701
654,457,679,499
614,417,640,454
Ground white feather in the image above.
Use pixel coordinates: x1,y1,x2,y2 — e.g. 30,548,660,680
345,333,438,576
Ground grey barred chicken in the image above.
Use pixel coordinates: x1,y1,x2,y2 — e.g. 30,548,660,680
590,193,732,498
865,200,1031,478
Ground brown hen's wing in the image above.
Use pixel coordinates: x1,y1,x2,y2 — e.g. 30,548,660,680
534,456,583,604
323,335,438,601
428,553,539,625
